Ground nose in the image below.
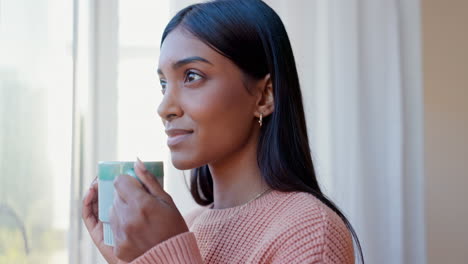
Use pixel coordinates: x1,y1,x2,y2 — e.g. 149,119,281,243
157,85,183,122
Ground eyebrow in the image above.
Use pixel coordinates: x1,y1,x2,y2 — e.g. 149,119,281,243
157,56,213,75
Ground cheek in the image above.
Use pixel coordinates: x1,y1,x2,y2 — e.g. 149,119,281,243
171,80,255,169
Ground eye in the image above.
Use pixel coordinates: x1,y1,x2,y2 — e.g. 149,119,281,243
184,70,203,83
160,79,167,94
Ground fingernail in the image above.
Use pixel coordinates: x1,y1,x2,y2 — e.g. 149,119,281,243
82,189,89,202
136,157,147,172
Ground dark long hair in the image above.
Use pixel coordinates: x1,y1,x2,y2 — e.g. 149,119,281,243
161,0,363,262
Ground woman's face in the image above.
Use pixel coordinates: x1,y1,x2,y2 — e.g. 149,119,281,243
157,27,260,170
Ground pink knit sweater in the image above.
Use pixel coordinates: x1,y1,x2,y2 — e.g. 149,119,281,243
131,190,355,263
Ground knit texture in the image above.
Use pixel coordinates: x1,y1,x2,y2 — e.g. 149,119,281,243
132,190,355,264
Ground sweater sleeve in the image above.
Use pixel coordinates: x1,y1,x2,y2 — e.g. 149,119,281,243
130,232,204,264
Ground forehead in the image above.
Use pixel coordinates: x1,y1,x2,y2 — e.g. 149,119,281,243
159,27,220,69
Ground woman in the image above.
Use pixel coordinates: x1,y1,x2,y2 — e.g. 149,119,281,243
82,0,363,263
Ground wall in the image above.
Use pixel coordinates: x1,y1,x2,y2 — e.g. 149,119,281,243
422,0,468,263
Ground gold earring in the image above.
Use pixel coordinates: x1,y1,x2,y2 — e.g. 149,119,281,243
259,113,263,127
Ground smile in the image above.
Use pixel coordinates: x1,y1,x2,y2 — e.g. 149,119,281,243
167,132,192,147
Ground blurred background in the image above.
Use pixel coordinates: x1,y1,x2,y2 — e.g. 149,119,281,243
0,0,466,263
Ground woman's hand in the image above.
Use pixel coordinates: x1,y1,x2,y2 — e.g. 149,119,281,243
110,159,189,262
82,177,122,264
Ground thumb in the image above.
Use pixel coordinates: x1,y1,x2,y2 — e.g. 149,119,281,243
134,158,166,198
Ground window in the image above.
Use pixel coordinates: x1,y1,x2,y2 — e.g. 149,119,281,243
0,0,73,263
117,0,169,164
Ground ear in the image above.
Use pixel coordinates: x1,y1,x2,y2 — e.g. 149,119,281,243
255,74,274,118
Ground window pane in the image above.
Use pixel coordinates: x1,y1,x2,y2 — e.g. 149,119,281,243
117,56,168,161
116,0,170,162
0,0,73,263
119,0,170,47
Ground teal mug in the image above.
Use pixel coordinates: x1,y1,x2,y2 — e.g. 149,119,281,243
98,161,164,246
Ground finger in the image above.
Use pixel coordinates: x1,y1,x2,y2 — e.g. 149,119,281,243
109,206,120,248
135,158,166,197
110,196,126,245
82,186,99,229
114,174,146,203
91,175,98,185
112,188,128,219
82,176,98,203
83,183,98,212
90,180,99,215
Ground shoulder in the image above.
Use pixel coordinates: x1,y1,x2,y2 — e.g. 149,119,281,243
264,191,355,263
270,191,353,244
267,191,344,228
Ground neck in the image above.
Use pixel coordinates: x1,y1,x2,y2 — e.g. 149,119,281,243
208,128,269,209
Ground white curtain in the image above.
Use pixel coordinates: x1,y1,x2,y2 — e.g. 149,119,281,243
262,0,426,263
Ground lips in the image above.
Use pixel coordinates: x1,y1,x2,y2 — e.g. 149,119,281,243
165,129,193,147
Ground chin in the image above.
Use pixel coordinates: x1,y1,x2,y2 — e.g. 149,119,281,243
170,153,203,170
